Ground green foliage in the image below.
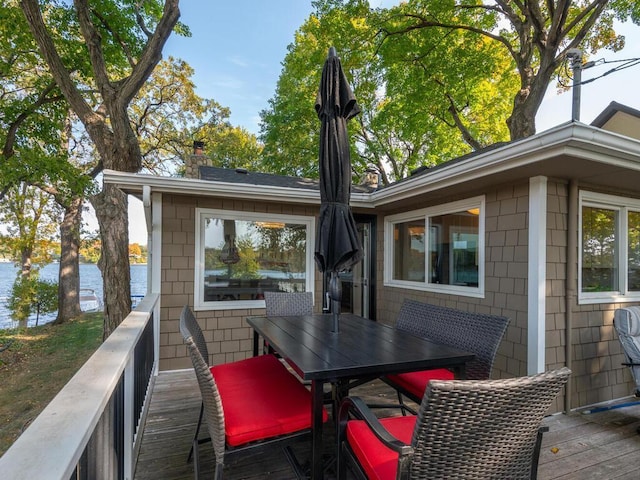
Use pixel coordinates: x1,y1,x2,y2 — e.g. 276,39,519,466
378,0,639,139
199,124,264,172
375,1,515,155
8,273,58,324
260,0,513,184
0,183,61,267
233,235,261,280
80,236,102,264
129,57,263,176
260,0,640,181
261,1,376,179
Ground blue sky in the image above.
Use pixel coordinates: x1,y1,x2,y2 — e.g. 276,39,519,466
131,3,640,243
162,2,640,136
162,1,317,135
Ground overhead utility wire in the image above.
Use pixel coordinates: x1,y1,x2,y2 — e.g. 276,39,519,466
573,57,640,85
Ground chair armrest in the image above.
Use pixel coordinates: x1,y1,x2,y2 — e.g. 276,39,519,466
338,396,414,456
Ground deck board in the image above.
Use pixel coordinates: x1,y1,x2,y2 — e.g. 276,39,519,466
134,369,640,479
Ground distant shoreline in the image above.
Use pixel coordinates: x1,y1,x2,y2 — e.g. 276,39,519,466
0,263,147,330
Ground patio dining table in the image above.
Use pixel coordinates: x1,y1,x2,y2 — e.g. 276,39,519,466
246,313,475,480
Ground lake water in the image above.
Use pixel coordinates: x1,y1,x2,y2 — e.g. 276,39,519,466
0,262,147,329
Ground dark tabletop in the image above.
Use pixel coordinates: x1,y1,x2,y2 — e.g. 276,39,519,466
247,313,475,381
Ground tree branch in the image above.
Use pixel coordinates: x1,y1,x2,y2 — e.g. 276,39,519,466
382,12,519,63
91,8,136,68
431,76,482,150
19,0,95,122
3,81,64,159
135,4,153,38
73,0,113,98
119,0,180,106
561,0,608,40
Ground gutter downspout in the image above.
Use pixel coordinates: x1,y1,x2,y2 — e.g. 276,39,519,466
143,185,153,293
565,180,578,412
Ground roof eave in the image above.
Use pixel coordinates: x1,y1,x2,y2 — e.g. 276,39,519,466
104,122,640,209
371,122,640,207
102,171,373,208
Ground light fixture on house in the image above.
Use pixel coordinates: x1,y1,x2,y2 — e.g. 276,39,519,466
255,221,286,229
466,208,480,215
407,226,425,236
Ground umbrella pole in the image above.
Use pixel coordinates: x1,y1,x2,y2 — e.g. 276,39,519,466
329,271,341,333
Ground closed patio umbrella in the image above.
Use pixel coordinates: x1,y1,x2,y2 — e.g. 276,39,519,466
314,46,362,333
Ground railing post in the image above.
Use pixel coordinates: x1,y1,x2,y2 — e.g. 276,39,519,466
124,354,135,479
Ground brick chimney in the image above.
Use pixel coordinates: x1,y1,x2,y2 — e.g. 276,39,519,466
361,164,380,190
185,140,209,179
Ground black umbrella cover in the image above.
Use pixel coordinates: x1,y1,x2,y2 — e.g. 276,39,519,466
314,48,363,274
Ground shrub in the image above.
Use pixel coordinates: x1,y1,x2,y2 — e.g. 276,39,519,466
8,273,58,326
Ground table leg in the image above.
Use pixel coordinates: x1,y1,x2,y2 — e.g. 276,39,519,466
311,379,325,480
453,364,467,379
252,331,259,357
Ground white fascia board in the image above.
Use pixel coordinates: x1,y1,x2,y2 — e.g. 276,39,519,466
103,170,374,209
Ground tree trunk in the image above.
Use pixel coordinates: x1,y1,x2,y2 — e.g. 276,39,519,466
506,60,557,140
506,95,538,139
91,184,131,339
20,247,32,278
20,0,180,337
53,196,83,324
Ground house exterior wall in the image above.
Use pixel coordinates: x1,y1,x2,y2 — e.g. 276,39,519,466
156,179,639,410
158,193,321,371
374,179,639,411
566,181,640,408
569,303,630,407
375,182,532,380
374,180,572,411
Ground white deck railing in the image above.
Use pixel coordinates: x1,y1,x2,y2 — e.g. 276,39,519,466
0,293,159,480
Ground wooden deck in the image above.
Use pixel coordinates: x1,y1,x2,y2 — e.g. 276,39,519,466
134,369,640,480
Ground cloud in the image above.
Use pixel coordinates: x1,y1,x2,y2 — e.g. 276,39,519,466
208,74,246,90
229,56,249,68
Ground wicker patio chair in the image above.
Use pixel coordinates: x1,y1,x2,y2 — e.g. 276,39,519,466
338,367,571,480
383,299,509,414
182,322,328,479
263,291,313,355
180,304,325,473
181,304,211,363
613,306,640,397
264,291,313,316
180,305,212,462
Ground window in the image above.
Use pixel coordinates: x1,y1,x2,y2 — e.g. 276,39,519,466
194,209,315,310
385,197,484,297
580,191,640,303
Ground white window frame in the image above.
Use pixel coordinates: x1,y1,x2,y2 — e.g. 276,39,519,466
384,196,485,298
579,191,640,304
194,208,315,311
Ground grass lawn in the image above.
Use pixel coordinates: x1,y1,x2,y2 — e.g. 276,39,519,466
0,313,103,456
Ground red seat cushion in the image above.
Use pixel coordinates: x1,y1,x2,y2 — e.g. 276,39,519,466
386,368,454,399
346,415,417,480
210,354,282,383
211,354,328,447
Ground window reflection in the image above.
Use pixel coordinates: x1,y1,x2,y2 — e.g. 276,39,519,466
392,220,425,282
390,207,480,288
581,206,618,292
202,217,308,302
429,211,479,287
628,211,640,291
